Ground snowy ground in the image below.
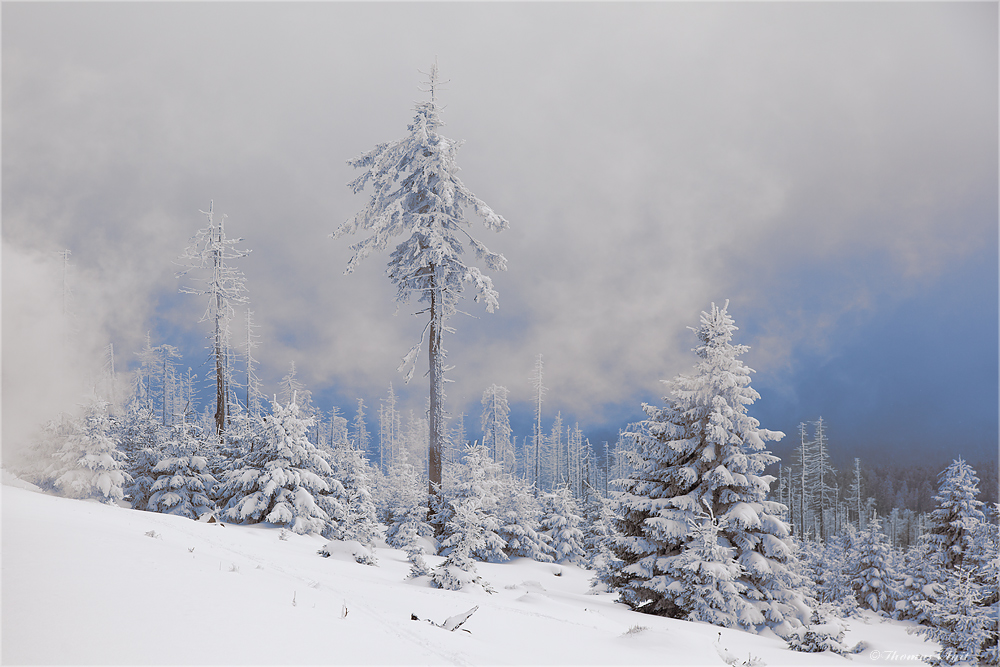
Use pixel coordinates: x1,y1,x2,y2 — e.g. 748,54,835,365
2,476,939,666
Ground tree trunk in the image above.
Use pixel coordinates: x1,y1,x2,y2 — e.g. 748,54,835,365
214,226,226,436
215,305,225,436
428,265,443,501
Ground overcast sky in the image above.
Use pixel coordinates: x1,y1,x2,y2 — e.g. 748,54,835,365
3,2,997,469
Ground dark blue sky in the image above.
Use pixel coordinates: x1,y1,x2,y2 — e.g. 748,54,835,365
3,3,997,474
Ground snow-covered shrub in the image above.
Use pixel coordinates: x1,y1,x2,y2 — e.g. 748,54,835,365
405,542,432,579
318,539,377,566
785,609,862,656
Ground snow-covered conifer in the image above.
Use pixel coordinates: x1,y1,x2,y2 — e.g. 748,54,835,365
216,398,332,534
582,483,617,567
378,383,402,471
333,62,509,502
116,399,163,510
911,566,998,666
431,497,497,593
608,302,807,633
481,384,514,473
352,398,370,454
146,423,217,519
818,530,862,618
928,457,986,572
383,461,433,549
326,443,380,548
437,443,506,562
49,401,130,504
277,362,316,419
541,486,587,566
495,474,554,562
849,515,899,613
895,538,944,623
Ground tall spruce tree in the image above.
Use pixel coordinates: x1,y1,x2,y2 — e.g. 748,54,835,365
333,63,509,504
608,302,807,634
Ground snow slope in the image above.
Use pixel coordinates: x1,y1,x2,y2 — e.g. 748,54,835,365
1,480,939,665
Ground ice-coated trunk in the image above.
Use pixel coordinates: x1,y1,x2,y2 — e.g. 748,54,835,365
215,293,225,435
214,230,226,437
427,265,444,500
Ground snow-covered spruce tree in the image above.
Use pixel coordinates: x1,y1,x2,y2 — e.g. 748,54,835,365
430,497,497,593
116,397,163,511
379,456,434,573
436,442,507,563
910,566,998,666
481,384,514,474
608,301,807,634
895,538,944,623
818,530,862,618
849,514,899,613
541,485,587,565
177,201,249,436
972,505,1000,664
48,401,130,504
927,457,986,572
216,398,333,534
583,482,617,567
332,63,509,505
495,473,555,562
146,422,217,519
326,443,380,549
383,460,433,549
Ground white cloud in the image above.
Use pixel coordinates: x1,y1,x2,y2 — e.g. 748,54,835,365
3,2,995,440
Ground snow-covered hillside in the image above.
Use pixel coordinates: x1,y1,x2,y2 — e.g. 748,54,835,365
2,479,938,665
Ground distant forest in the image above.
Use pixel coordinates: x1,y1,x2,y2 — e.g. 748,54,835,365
855,460,998,515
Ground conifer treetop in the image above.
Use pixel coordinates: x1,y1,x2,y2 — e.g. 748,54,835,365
332,65,509,315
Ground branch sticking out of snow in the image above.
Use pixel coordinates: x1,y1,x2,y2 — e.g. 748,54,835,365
411,606,479,633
